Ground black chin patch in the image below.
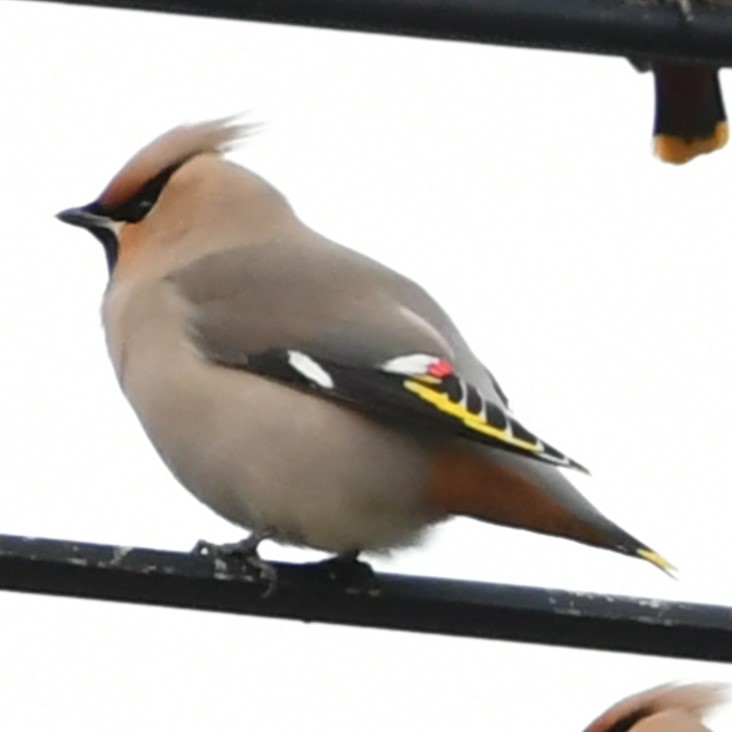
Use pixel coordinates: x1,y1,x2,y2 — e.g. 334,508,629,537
89,226,119,274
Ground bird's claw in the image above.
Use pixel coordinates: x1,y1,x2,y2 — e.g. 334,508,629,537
192,536,278,597
312,554,380,595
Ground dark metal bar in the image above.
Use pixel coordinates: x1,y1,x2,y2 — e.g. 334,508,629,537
23,0,732,66
0,533,730,661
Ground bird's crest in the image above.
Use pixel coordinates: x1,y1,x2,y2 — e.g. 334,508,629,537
99,116,256,209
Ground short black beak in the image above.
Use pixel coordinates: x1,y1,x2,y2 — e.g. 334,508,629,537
56,206,110,230
56,204,120,274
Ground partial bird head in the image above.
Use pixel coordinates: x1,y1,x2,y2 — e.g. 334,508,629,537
56,117,264,274
582,683,728,732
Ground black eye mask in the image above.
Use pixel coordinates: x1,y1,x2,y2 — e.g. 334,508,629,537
102,162,181,223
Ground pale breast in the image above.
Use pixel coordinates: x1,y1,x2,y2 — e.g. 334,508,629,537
102,277,441,553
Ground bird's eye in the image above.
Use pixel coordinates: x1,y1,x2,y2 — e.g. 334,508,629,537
136,199,154,214
109,162,181,223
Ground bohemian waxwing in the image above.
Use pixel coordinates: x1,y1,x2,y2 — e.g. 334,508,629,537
57,118,672,572
630,0,728,164
582,683,728,732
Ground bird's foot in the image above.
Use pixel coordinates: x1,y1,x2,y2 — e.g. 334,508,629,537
305,552,380,595
192,532,278,597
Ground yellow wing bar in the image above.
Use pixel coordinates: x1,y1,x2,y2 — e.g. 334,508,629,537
404,379,541,454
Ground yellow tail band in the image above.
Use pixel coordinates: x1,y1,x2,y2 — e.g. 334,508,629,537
637,548,677,576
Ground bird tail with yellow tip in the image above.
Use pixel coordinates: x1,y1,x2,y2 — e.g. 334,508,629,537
653,64,728,164
636,547,676,577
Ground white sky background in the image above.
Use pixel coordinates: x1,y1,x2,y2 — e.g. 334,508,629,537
1,0,731,729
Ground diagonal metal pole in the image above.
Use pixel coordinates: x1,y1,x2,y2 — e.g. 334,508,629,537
0,533,730,661
22,0,732,66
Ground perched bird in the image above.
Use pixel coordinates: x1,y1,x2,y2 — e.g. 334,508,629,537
582,683,728,732
57,118,671,574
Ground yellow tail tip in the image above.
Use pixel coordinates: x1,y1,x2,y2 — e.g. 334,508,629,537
637,548,677,576
655,121,729,164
